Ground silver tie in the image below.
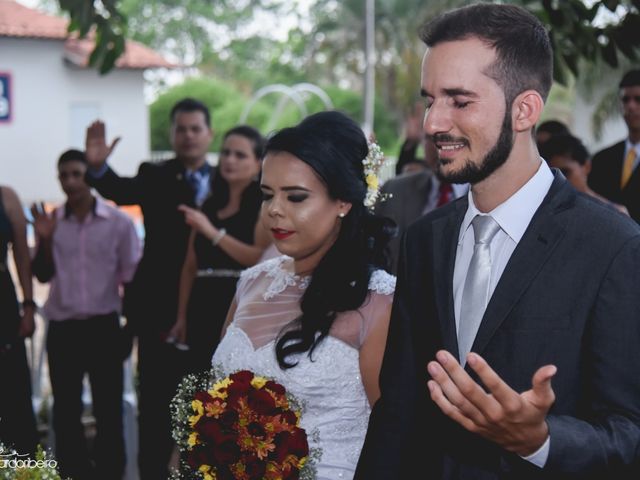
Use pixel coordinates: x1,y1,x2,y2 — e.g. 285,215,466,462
458,215,501,365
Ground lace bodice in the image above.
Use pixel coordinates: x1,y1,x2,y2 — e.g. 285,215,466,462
212,256,395,479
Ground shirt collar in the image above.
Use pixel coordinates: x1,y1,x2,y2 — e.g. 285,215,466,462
625,139,640,156
185,162,211,178
458,160,554,245
61,196,110,220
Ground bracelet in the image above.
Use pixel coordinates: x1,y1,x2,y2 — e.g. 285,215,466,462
22,299,37,309
211,228,227,246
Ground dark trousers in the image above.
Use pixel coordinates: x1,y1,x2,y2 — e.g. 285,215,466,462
47,313,125,480
137,333,189,480
0,340,38,455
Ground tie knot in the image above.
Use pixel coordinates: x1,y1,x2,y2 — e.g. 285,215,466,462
186,171,199,190
471,215,500,245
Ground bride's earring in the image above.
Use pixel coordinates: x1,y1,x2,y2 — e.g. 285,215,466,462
338,212,346,218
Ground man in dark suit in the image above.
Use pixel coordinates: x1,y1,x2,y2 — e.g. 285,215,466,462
356,4,640,479
589,70,640,223
85,98,214,479
376,154,467,273
379,107,467,273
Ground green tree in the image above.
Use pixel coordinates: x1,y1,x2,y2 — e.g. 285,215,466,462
149,78,399,153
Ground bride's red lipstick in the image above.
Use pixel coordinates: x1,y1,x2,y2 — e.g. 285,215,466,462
271,228,295,240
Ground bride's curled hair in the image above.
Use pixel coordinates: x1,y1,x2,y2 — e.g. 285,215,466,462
266,111,397,369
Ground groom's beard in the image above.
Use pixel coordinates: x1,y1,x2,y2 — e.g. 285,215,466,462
435,110,514,185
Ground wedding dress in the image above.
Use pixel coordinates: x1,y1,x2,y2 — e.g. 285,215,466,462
212,255,395,479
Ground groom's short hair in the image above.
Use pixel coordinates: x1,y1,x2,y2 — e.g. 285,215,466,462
419,3,553,106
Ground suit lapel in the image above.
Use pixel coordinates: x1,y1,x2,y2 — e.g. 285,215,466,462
472,174,571,357
432,198,467,356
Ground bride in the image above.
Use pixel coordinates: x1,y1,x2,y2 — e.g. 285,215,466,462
212,111,396,479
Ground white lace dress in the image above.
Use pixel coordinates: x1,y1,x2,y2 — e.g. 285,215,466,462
212,256,395,479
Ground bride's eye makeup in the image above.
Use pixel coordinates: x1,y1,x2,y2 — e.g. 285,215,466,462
287,194,308,203
261,192,273,201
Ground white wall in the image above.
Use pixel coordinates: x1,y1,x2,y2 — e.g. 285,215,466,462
0,37,150,204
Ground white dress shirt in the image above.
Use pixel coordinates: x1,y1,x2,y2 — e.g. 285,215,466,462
452,160,554,467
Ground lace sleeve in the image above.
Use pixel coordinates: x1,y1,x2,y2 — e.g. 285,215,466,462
234,256,287,304
330,270,396,349
359,270,396,345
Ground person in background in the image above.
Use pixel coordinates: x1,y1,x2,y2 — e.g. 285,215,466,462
395,101,433,175
589,69,640,223
169,126,270,371
535,119,570,148
31,149,140,480
540,133,628,215
377,105,467,273
84,98,214,479
0,185,38,455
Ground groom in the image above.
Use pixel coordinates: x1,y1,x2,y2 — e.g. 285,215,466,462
356,4,640,479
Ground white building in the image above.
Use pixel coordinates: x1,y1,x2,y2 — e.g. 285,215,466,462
0,0,173,204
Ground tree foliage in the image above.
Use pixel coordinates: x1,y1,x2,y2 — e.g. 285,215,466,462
57,0,640,138
149,77,399,153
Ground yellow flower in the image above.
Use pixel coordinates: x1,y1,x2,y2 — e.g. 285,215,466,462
366,173,378,190
298,456,307,469
192,399,204,416
251,376,267,389
188,431,199,448
189,414,202,427
209,378,232,399
199,464,216,480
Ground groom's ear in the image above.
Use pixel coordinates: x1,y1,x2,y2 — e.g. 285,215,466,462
512,90,544,133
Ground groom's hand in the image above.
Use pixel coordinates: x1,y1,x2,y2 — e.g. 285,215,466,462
426,350,556,456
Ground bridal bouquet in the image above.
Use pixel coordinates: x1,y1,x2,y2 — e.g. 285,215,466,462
170,367,319,480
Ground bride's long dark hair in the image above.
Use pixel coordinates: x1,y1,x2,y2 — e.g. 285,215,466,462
266,111,396,369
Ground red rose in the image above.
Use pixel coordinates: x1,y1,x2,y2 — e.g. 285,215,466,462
213,439,241,465
230,370,254,382
186,445,212,470
218,410,238,429
288,428,309,458
194,390,214,404
265,380,286,395
272,432,291,463
273,428,309,463
281,410,298,426
197,418,236,447
243,454,266,479
248,388,277,415
247,421,266,439
214,465,235,480
283,465,300,480
227,371,254,400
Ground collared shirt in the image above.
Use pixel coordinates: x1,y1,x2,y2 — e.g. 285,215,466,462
452,160,554,467
624,139,640,173
43,197,141,321
185,163,212,207
422,175,469,215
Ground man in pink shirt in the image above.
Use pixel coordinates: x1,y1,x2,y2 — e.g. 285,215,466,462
31,149,141,480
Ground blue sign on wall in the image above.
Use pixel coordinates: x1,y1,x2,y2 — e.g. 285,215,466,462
0,73,11,123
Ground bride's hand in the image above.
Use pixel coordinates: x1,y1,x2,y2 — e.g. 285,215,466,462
167,319,187,345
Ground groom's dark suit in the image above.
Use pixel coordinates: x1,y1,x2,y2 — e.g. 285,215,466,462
356,171,640,479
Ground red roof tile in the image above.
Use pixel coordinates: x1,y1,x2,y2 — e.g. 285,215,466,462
0,0,175,69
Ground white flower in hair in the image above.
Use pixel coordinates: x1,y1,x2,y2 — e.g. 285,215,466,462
363,141,390,208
